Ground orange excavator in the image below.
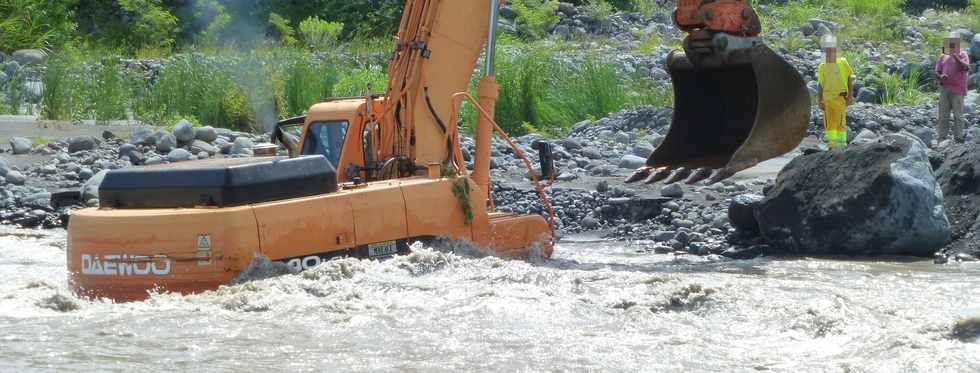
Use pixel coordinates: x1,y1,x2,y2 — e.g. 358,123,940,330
66,0,808,301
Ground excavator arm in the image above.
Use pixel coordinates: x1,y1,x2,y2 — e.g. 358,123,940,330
627,0,810,185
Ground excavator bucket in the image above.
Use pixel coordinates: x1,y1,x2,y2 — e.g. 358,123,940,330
633,43,810,184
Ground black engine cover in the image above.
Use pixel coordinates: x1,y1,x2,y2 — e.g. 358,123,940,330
99,156,337,209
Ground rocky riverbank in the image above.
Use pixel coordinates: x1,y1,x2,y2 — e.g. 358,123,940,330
1,97,978,263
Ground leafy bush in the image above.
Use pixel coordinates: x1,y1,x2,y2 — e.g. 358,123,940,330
299,17,344,51
41,50,83,120
193,0,231,48
118,0,179,51
333,65,388,97
0,0,77,51
88,58,131,123
585,0,617,24
269,12,299,47
282,55,338,116
512,0,560,39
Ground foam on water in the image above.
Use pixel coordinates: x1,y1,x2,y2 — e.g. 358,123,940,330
1,228,979,372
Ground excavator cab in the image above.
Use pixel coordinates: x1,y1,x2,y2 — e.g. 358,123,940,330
628,1,810,185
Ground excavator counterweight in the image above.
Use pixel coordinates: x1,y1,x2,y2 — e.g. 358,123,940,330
628,0,810,185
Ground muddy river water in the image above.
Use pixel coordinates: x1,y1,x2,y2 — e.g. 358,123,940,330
1,227,978,372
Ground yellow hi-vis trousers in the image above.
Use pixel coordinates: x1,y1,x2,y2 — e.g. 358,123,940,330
822,96,847,150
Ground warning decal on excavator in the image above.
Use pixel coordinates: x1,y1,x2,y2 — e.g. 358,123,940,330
197,234,212,266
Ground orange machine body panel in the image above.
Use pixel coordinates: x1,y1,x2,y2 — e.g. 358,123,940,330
67,177,551,301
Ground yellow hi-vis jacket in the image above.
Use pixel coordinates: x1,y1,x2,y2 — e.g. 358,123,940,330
817,57,854,100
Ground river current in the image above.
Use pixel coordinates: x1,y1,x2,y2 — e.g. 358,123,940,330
1,227,978,372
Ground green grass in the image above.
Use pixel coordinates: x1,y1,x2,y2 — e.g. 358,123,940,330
878,65,933,106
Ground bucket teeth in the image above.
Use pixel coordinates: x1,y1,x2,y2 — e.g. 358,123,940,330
685,167,713,184
663,167,692,185
625,166,653,183
644,167,672,184
707,167,736,185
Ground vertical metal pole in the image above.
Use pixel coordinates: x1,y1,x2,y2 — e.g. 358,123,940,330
484,0,499,77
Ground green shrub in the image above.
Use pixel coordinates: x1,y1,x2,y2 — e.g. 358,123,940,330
299,17,344,51
88,58,130,123
118,0,179,51
269,12,299,47
554,58,628,124
512,0,560,39
0,0,77,51
878,65,931,105
586,0,617,24
494,48,560,135
41,50,83,120
194,0,231,48
282,56,338,116
333,65,387,97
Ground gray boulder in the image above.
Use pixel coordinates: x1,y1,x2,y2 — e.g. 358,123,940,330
173,120,195,143
167,148,193,162
3,61,19,77
729,194,763,234
660,183,684,198
231,138,254,156
155,132,177,153
0,158,9,176
67,136,97,153
630,142,655,158
130,128,156,146
215,138,233,154
190,140,218,156
618,154,647,169
80,170,108,201
912,127,934,146
755,134,950,256
856,87,880,104
5,170,26,185
118,143,139,160
194,126,218,142
934,144,980,261
78,168,94,181
12,49,46,65
851,129,879,145
9,137,31,154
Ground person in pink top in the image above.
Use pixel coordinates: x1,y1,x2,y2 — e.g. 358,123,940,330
935,31,971,144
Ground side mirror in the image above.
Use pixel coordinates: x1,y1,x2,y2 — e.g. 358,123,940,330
532,140,555,180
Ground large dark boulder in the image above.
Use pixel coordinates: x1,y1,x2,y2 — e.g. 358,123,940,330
755,134,950,256
934,144,980,260
729,194,763,234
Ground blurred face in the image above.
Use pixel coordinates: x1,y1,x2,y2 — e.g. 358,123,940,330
824,48,837,62
946,38,960,52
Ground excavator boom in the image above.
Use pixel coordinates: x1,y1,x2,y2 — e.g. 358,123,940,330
628,0,810,185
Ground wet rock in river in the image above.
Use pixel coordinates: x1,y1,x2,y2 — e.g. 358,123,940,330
755,133,950,256
728,194,763,234
661,183,684,198
80,170,108,201
934,143,980,261
67,136,96,153
10,137,32,155
5,171,26,185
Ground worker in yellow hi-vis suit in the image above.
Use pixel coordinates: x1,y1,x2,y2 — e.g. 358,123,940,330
817,34,856,150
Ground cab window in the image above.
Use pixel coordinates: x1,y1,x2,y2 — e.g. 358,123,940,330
302,121,348,167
